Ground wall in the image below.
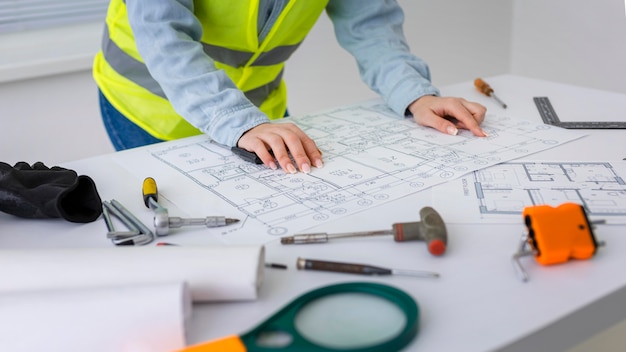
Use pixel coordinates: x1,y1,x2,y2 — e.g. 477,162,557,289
285,0,513,116
0,71,114,165
511,0,626,95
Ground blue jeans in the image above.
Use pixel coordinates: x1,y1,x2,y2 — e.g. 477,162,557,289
99,90,164,151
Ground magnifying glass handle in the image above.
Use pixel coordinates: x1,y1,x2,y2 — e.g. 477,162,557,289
178,282,419,352
177,335,246,352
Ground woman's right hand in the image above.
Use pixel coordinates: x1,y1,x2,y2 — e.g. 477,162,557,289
237,123,324,174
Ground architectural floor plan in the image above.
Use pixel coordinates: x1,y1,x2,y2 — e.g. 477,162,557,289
114,100,584,243
432,161,626,224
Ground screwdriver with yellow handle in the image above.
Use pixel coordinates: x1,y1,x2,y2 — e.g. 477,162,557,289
142,177,240,236
474,78,507,109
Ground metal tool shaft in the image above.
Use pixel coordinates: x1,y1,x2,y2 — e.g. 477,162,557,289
168,216,239,228
281,207,448,256
297,258,439,279
281,230,392,244
143,177,239,235
102,200,153,246
103,201,139,233
111,199,154,239
491,93,507,109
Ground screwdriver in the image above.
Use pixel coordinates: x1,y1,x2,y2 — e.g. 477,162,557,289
297,257,439,279
280,207,447,256
474,78,507,109
142,177,239,236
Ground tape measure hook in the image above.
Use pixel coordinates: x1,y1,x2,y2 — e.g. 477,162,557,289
512,233,535,282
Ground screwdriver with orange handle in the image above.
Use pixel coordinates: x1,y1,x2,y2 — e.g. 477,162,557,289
474,78,507,109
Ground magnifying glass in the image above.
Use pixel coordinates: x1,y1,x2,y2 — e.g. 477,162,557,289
181,282,419,352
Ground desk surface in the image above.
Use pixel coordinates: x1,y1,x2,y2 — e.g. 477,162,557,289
2,75,626,352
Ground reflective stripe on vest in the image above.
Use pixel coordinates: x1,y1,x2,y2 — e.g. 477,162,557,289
95,0,328,140
102,25,285,107
102,25,165,99
202,42,302,68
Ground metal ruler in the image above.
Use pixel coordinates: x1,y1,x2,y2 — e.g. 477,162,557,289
533,96,626,129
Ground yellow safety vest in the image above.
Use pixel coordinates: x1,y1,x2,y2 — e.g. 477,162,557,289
93,0,329,140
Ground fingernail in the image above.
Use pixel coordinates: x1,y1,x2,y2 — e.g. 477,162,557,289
301,163,311,174
269,162,278,170
482,129,489,137
286,164,297,174
315,159,324,169
447,126,458,135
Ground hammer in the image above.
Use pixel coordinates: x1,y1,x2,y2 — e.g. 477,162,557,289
280,206,448,256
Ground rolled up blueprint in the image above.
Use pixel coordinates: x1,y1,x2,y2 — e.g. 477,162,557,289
0,282,191,352
0,245,264,302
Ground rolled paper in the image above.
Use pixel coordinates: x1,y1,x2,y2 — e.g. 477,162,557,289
0,245,264,302
0,282,191,352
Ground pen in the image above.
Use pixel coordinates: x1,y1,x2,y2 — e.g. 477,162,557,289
296,257,439,279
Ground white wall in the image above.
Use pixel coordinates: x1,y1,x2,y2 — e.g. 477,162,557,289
511,0,626,95
285,0,513,116
0,71,114,165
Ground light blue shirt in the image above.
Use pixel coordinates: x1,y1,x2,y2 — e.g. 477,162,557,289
125,0,440,147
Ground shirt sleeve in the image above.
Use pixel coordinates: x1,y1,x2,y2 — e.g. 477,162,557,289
325,0,441,117
125,0,270,146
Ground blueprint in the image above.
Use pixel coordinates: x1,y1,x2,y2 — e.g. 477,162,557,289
113,100,584,244
432,161,626,224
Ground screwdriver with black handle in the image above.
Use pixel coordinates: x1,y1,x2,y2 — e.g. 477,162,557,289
474,78,507,109
142,177,240,236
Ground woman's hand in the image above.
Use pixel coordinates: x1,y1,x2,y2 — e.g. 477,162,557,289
237,122,323,174
408,96,488,137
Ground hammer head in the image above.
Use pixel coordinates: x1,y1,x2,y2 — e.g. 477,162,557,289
392,206,448,256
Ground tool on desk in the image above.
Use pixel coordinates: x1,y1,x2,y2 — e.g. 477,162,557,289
231,146,265,164
297,257,439,279
280,206,447,256
534,96,626,129
179,282,419,352
474,78,507,108
142,177,239,236
512,202,606,282
101,204,140,239
101,200,154,246
265,262,288,270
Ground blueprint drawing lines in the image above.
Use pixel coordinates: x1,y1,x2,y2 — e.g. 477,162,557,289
432,161,626,224
473,162,626,217
142,101,583,240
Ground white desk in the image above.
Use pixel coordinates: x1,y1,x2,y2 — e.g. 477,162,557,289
2,75,626,351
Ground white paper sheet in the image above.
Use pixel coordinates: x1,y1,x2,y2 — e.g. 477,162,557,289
431,160,626,224
0,245,264,302
0,282,190,352
112,99,585,245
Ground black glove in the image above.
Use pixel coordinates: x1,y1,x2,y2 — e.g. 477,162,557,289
0,162,102,223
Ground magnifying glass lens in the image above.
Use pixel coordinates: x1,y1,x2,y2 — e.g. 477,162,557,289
294,292,407,349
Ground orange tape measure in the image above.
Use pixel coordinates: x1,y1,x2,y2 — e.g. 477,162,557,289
512,203,605,282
